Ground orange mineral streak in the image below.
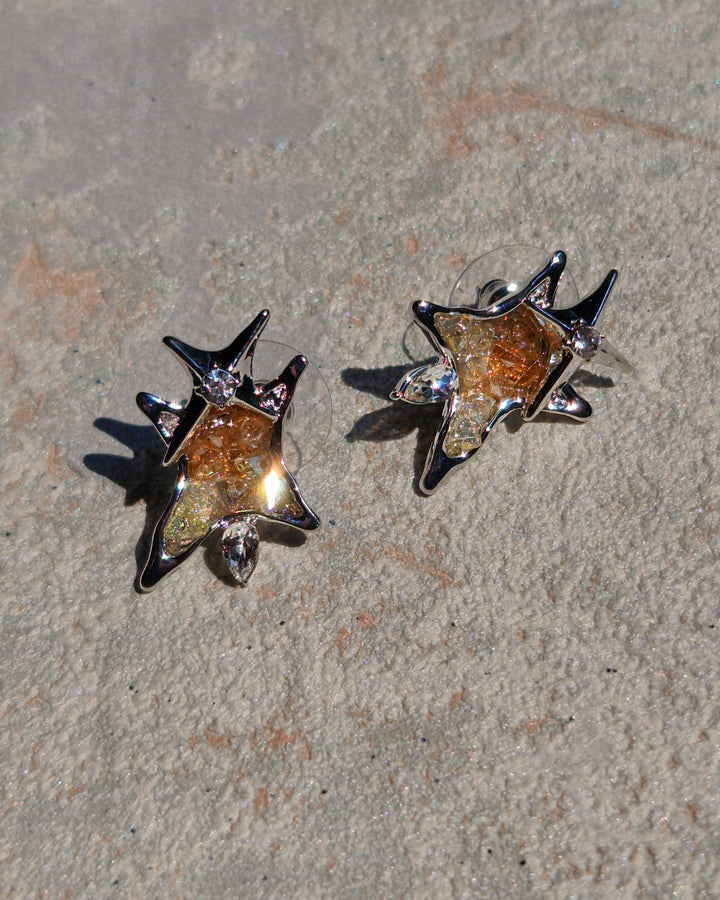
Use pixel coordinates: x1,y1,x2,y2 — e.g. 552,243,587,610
435,304,563,456
163,404,283,557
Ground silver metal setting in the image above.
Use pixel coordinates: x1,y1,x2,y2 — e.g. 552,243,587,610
391,250,633,494
136,310,320,590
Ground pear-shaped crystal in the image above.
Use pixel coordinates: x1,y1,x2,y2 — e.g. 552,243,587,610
258,383,288,414
391,363,457,404
221,518,260,586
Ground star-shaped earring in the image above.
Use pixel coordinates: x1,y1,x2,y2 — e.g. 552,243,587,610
136,310,320,590
391,250,632,494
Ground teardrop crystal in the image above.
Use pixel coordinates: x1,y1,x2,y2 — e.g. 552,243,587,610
391,363,458,404
221,518,260,586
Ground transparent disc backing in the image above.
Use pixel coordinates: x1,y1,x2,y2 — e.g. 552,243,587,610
402,245,580,364
449,245,579,310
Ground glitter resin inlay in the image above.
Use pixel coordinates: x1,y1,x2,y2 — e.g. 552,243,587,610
435,304,563,457
163,404,305,556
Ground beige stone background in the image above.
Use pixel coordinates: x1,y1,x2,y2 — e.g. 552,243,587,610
1,0,718,897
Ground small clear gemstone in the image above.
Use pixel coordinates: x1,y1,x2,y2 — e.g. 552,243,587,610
158,410,180,438
222,519,260,586
198,368,238,406
569,324,601,360
259,383,288,414
392,363,458,404
549,389,568,411
527,278,551,308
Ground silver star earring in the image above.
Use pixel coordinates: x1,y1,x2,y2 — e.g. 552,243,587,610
136,310,321,590
391,248,633,494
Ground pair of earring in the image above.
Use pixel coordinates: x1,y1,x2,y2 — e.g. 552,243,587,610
136,248,632,591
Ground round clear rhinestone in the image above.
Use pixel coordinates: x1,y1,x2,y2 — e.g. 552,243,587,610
198,368,238,406
569,324,601,361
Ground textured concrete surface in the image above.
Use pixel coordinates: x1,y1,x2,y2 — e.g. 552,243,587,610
1,0,719,896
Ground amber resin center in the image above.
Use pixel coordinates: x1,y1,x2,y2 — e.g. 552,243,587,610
435,304,563,457
163,404,276,557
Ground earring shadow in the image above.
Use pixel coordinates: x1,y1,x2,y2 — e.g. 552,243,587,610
342,363,443,496
84,418,176,591
573,370,615,390
343,365,617,480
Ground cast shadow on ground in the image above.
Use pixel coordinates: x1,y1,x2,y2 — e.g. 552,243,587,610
84,417,308,592
342,362,442,497
83,418,174,592
342,365,616,491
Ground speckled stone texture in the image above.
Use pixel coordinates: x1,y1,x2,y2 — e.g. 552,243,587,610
1,1,718,897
